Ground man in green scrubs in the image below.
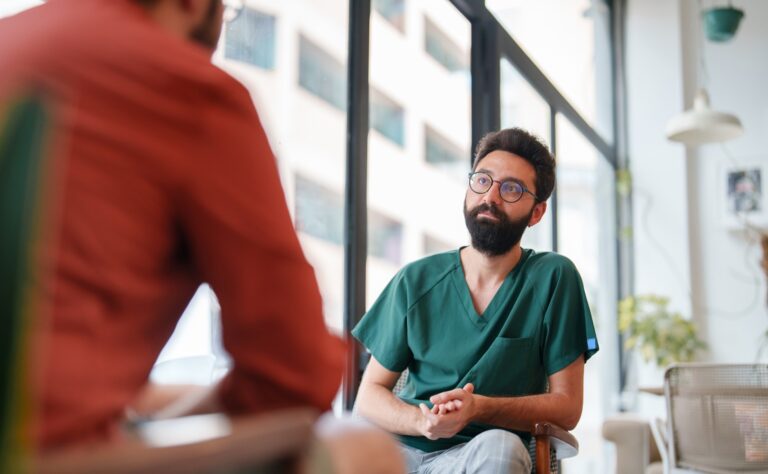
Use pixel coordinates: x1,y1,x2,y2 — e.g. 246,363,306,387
352,127,599,473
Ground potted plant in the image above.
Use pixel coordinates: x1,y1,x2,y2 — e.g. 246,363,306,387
619,294,707,368
703,4,744,42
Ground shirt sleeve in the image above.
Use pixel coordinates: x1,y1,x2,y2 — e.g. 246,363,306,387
541,257,599,376
178,78,345,414
351,271,412,373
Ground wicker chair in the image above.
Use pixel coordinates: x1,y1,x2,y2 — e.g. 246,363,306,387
652,363,768,474
393,370,578,474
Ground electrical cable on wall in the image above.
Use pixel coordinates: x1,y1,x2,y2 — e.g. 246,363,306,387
634,180,762,321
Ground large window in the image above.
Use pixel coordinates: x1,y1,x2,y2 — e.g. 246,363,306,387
500,57,554,252
487,0,614,142
366,0,471,304
556,115,618,473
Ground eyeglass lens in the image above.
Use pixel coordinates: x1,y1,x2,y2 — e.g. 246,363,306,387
469,173,524,203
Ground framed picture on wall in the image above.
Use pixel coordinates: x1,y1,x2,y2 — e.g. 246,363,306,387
721,161,768,228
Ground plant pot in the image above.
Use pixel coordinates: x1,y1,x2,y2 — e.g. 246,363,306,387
703,7,744,42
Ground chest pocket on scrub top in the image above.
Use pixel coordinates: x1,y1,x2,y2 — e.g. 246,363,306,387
469,337,534,397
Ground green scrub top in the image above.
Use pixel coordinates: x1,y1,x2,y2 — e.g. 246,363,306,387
352,248,599,453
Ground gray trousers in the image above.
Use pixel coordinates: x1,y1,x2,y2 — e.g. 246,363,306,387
400,429,532,474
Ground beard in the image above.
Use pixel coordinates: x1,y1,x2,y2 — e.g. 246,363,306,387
463,200,533,257
189,0,223,51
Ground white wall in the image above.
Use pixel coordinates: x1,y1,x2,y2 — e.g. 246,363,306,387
682,0,768,363
626,0,691,331
626,0,768,383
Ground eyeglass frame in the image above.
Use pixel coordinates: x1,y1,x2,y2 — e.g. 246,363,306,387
467,171,539,204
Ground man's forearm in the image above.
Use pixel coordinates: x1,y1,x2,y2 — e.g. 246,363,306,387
472,392,581,432
354,383,423,436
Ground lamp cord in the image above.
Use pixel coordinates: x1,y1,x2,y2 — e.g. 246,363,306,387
633,178,762,321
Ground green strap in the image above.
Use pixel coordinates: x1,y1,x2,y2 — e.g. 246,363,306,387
0,93,50,472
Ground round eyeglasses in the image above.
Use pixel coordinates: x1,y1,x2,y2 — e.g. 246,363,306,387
223,0,244,23
468,171,538,203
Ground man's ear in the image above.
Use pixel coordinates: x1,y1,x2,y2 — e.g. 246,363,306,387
527,201,547,227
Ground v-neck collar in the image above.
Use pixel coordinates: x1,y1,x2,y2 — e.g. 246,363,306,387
450,247,530,328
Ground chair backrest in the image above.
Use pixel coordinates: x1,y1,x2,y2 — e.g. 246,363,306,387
0,94,51,472
664,363,768,473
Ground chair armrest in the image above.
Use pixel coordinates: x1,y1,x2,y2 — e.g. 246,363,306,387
530,422,578,474
532,422,578,460
35,408,319,474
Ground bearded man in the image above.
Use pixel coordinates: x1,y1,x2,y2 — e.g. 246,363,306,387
352,127,599,474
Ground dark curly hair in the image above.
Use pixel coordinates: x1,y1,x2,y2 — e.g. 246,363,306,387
473,128,556,202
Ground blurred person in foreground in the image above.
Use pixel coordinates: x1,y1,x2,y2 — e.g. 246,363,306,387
0,0,401,471
353,128,599,473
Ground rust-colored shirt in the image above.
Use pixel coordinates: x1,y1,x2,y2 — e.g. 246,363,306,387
0,0,344,449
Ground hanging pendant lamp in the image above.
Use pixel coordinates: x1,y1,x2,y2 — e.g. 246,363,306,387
665,89,743,145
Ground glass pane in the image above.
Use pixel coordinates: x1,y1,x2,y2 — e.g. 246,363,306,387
298,34,347,112
224,8,276,70
487,0,614,143
295,176,344,246
424,124,466,181
424,16,469,73
156,1,350,384
373,0,406,32
500,58,554,252
369,210,404,265
555,114,618,474
371,88,405,147
367,0,471,305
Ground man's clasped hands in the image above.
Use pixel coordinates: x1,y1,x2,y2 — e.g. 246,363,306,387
418,383,477,440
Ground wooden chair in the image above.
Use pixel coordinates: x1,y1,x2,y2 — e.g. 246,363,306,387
393,370,578,474
530,421,578,474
